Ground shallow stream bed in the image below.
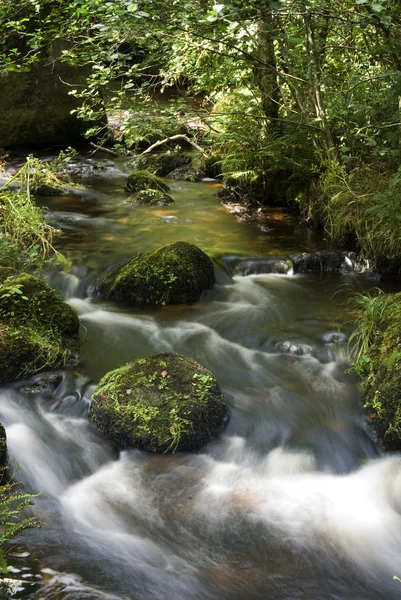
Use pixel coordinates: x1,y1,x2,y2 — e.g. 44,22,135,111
1,157,401,599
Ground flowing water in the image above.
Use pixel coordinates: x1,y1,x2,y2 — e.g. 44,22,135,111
1,156,401,599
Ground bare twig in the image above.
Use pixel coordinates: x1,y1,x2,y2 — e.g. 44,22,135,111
139,134,206,156
89,142,120,157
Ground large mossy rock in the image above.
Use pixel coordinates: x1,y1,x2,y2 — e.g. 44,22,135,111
124,170,170,194
359,292,401,450
0,273,80,384
90,353,228,452
97,241,215,305
0,41,104,149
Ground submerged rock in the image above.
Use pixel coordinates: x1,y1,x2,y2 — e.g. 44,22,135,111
90,353,228,452
357,292,401,450
97,241,215,305
0,273,80,384
43,210,76,230
124,170,170,194
125,189,175,207
291,251,356,274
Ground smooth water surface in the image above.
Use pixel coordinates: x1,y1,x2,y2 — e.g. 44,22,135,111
1,156,401,600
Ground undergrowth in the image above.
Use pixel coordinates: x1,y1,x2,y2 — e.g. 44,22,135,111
306,162,401,266
0,468,42,592
348,288,390,375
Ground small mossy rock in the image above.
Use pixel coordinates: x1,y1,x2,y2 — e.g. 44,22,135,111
97,241,215,305
124,170,170,194
23,373,63,397
134,153,192,177
31,183,66,196
90,353,228,452
126,189,175,207
0,423,7,469
167,165,203,182
0,274,80,384
359,292,401,450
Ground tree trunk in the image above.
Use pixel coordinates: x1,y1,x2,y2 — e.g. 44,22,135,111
255,12,280,126
303,10,337,161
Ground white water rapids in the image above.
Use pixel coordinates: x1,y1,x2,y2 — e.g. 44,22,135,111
0,170,400,599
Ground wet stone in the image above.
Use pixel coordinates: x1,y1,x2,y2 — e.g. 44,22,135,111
224,256,293,277
274,341,313,357
291,250,357,274
23,373,63,397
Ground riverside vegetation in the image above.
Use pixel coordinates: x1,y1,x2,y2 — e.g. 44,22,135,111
0,155,78,590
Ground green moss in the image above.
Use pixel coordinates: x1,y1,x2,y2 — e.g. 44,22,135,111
0,424,6,469
97,241,215,305
90,353,228,452
0,273,80,384
356,292,401,449
124,170,170,194
134,153,192,177
125,189,175,206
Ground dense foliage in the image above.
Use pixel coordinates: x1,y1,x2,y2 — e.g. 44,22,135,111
1,0,401,264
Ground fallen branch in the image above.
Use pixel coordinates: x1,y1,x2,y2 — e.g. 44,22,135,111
89,142,121,157
139,135,207,156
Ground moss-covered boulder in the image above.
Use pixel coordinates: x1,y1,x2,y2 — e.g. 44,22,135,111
0,43,104,149
357,291,401,450
0,273,80,384
124,170,170,194
97,241,215,305
125,189,175,207
0,424,7,469
134,152,192,177
90,353,228,452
